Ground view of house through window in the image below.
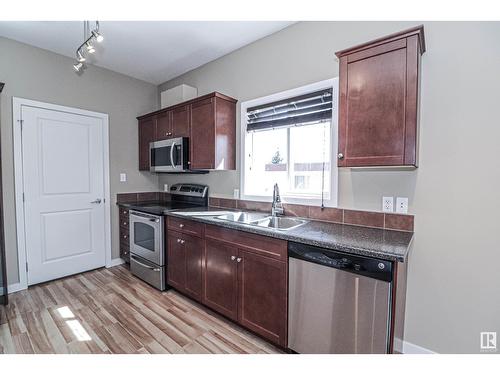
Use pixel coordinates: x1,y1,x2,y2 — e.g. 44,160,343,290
242,81,337,204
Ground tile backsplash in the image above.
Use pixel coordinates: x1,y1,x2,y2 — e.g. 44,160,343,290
116,192,414,232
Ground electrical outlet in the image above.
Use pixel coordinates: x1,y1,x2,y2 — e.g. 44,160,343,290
164,184,169,192
233,189,240,199
382,196,394,213
396,197,409,214
119,173,127,182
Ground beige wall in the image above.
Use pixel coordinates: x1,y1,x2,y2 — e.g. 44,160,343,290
158,22,500,353
0,36,159,285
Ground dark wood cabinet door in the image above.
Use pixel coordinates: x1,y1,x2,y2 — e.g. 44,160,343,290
190,98,215,169
155,111,172,141
238,250,287,347
184,234,203,302
337,27,424,167
167,232,186,292
203,238,238,321
138,116,156,171
171,105,190,138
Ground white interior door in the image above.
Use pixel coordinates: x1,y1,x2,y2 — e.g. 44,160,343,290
21,105,106,285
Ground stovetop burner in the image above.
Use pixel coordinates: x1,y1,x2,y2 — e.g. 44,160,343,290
125,183,209,216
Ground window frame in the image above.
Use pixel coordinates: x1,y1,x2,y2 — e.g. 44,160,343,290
239,78,339,207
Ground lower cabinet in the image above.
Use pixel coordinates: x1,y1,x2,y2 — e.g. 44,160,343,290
119,207,130,263
166,219,288,348
203,239,239,321
238,249,287,347
167,230,203,302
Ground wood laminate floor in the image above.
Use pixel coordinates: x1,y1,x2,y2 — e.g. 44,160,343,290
0,265,282,354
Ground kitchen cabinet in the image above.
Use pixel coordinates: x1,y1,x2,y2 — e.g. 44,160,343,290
203,238,239,320
171,105,190,138
203,224,287,347
166,221,204,302
138,116,156,171
190,94,236,170
335,25,425,167
118,207,130,263
165,217,288,347
137,92,236,172
238,249,287,347
155,111,172,141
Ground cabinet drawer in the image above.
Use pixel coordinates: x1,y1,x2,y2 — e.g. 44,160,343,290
167,217,204,237
205,225,287,262
119,226,130,246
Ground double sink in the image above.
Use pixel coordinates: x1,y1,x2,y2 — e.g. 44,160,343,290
216,212,307,231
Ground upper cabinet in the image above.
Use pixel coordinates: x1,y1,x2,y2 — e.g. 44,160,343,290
137,92,237,172
138,116,156,171
336,25,426,168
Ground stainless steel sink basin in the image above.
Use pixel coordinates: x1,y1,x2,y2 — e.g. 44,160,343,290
216,212,308,231
253,216,308,230
216,212,269,224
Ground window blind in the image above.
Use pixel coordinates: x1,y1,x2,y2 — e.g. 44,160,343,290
246,88,333,132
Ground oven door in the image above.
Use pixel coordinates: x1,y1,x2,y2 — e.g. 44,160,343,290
129,211,164,265
150,137,188,172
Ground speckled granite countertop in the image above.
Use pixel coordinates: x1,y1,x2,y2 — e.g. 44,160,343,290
161,206,413,263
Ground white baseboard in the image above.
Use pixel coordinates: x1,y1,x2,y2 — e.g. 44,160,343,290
7,282,26,294
395,338,436,354
106,258,125,268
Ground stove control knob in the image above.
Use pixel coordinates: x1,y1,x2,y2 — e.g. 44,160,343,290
378,263,385,270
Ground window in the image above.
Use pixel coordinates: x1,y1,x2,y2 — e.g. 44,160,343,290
240,79,338,207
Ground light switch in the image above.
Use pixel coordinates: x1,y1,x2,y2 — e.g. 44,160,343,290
233,189,240,199
119,173,127,182
164,184,169,192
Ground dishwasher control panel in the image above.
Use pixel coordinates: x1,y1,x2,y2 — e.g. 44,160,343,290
288,242,393,282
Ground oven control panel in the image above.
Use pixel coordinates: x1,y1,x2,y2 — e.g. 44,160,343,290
170,183,208,198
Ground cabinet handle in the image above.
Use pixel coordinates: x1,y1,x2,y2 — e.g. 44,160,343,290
122,210,127,215
179,223,185,228
236,257,242,263
337,153,344,160
181,240,185,244
123,235,128,239
231,255,236,261
123,222,127,226
177,238,181,243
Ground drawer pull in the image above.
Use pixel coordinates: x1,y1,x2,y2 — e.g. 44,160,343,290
179,223,185,228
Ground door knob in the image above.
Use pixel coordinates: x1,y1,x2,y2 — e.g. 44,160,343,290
337,153,344,160
90,198,102,204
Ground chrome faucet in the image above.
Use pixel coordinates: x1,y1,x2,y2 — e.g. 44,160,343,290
271,183,284,217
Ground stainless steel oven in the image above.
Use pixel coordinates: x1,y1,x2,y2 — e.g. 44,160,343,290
129,210,165,290
150,137,189,172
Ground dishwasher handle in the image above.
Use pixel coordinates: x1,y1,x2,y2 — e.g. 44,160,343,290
288,242,393,282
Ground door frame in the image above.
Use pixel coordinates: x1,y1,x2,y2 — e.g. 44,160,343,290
12,97,112,291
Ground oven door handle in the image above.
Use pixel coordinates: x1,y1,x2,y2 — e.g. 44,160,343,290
131,255,161,272
130,211,161,222
170,141,177,169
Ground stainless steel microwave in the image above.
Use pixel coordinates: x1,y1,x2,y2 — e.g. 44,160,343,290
150,137,189,172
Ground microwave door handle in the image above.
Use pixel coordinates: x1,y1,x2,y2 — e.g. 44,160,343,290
170,141,176,169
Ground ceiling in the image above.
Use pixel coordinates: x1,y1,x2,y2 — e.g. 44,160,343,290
0,21,294,84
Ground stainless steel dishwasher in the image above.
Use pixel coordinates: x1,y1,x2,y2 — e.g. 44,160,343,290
288,242,393,354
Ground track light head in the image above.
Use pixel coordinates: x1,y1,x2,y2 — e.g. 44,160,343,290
92,30,104,43
86,42,95,54
77,50,86,62
73,62,84,72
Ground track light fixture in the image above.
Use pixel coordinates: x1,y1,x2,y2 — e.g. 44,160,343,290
73,62,84,72
73,21,103,73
